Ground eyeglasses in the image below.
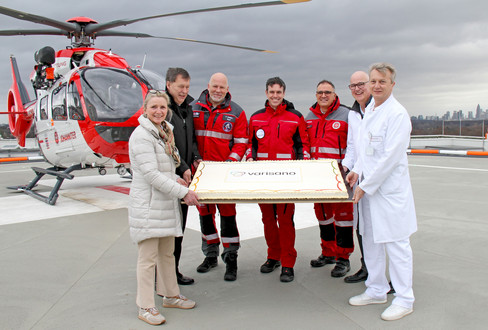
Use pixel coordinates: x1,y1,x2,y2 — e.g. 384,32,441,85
316,91,334,96
348,82,368,90
148,89,165,96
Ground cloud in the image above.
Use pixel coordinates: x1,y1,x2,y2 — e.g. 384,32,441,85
1,0,488,126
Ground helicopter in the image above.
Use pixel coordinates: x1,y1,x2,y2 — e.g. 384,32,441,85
0,0,310,205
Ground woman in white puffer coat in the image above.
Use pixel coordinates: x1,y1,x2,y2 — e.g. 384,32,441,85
129,91,199,326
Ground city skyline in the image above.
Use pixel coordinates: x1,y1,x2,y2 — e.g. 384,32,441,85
412,104,488,121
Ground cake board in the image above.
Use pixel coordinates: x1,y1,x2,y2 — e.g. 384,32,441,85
188,160,353,204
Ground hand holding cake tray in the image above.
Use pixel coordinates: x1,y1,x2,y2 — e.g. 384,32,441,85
188,159,352,203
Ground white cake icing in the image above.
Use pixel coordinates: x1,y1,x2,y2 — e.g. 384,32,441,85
189,159,349,202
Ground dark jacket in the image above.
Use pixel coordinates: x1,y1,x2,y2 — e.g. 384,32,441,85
350,95,372,118
167,91,201,177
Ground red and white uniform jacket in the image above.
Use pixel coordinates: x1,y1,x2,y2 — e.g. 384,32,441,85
246,100,310,160
191,90,248,161
305,96,349,161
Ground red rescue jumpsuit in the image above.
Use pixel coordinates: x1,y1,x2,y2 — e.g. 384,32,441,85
192,90,248,259
305,96,354,260
247,100,310,268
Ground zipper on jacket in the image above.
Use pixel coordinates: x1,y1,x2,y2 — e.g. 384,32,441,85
212,112,220,128
277,123,280,138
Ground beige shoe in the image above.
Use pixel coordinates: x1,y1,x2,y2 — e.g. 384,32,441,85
163,294,196,309
138,307,166,325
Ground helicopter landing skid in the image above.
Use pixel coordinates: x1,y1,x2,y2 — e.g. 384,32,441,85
8,165,82,205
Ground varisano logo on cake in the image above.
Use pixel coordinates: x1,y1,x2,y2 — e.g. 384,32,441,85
226,168,301,182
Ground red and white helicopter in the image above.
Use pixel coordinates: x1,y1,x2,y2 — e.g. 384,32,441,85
0,0,310,205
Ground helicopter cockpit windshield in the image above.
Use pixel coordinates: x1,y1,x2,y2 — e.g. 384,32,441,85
79,67,143,122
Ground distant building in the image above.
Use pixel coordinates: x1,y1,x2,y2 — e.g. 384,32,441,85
476,104,482,119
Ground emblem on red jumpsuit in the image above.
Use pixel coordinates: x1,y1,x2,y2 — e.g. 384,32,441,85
223,121,233,132
332,122,341,129
256,129,265,139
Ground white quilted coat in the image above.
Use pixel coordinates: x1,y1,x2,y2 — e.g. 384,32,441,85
128,115,189,244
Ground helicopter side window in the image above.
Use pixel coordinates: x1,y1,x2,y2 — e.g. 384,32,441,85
52,84,67,121
67,82,85,120
134,69,165,90
39,96,48,120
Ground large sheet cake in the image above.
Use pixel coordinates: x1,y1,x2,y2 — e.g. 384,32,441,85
189,159,351,203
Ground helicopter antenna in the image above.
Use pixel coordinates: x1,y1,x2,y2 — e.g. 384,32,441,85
141,53,147,69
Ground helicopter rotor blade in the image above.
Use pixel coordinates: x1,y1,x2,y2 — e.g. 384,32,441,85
96,31,277,53
86,0,310,33
0,6,76,32
0,29,69,37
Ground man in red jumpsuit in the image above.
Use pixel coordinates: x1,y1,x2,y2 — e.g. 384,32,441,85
305,80,354,278
246,77,310,282
191,73,248,282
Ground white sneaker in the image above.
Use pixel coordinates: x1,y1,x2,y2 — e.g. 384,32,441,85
349,292,387,306
138,307,166,325
163,294,196,309
381,304,413,321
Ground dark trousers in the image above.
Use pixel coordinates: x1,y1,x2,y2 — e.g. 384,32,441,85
356,225,367,271
174,203,188,273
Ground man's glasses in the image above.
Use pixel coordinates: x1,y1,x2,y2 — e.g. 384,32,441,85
316,91,334,95
348,82,368,90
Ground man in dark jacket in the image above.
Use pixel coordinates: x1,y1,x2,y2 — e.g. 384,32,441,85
165,67,201,285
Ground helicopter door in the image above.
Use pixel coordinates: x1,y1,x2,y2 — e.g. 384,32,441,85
34,94,53,157
50,84,77,160
65,81,90,163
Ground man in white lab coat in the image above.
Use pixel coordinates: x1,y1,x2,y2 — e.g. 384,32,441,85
346,63,417,321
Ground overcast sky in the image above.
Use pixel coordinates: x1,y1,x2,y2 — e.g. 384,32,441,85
1,0,487,125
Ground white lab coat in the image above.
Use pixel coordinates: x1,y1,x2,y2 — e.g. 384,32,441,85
352,94,417,243
342,108,363,229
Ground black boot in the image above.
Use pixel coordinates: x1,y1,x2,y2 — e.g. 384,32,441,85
224,253,238,281
344,267,368,283
196,256,218,273
310,255,336,268
177,271,195,285
331,258,351,277
280,267,294,282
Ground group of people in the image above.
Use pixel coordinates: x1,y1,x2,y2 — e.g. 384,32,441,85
127,62,417,325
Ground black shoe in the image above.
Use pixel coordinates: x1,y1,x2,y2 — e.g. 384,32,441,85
224,253,238,281
388,281,395,294
344,268,368,283
310,255,336,268
280,267,294,282
177,273,195,285
260,259,281,273
331,258,351,277
196,257,218,273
